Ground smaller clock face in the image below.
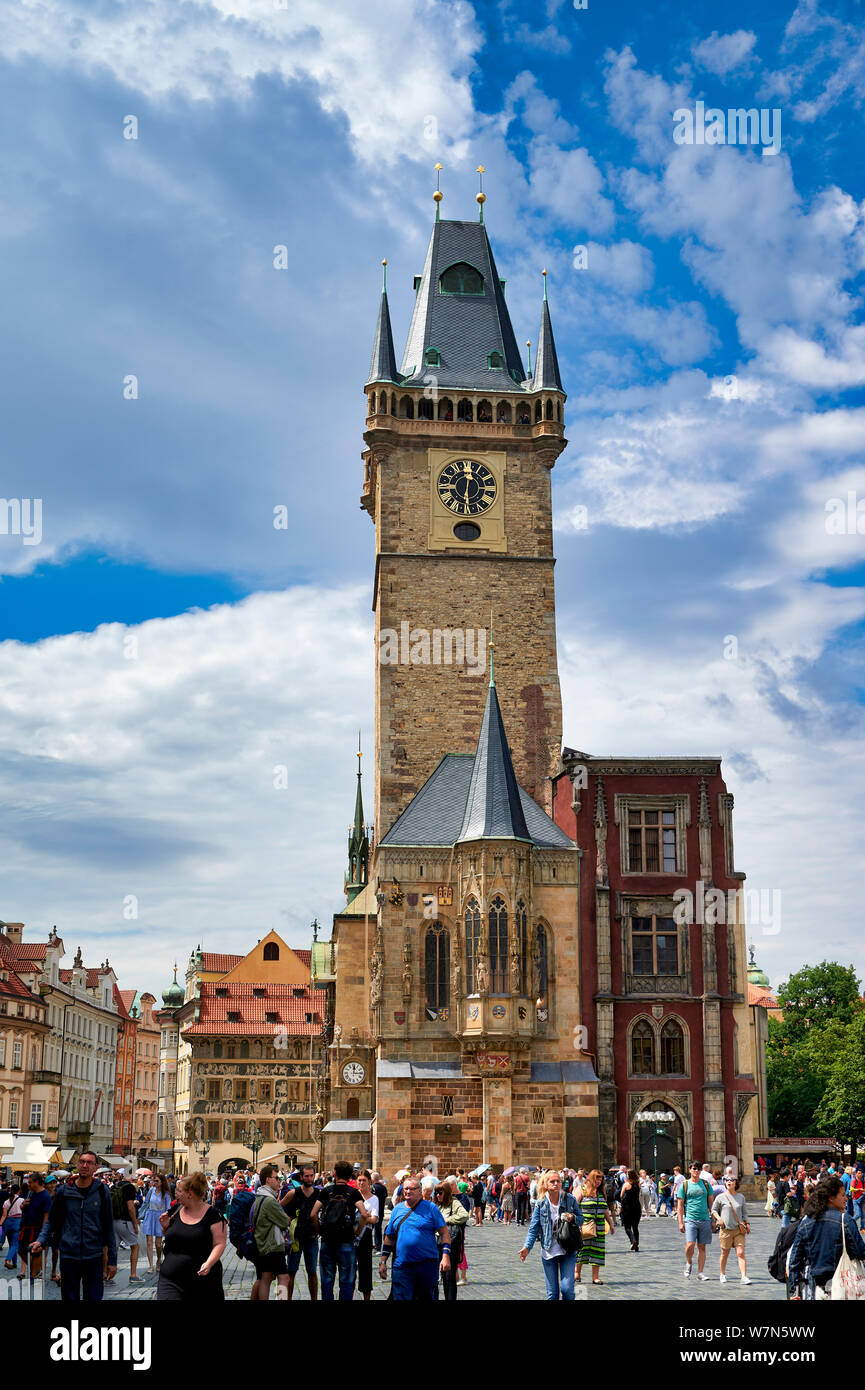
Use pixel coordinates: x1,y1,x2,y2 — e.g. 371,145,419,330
342,1061,365,1085
437,459,497,516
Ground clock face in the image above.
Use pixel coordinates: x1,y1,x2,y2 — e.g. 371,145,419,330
437,459,497,516
342,1061,365,1085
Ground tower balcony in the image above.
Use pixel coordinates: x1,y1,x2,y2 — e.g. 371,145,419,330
365,411,564,443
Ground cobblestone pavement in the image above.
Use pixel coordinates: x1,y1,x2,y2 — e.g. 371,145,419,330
1,1211,788,1302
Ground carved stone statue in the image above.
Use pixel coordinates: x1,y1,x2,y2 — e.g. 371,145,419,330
369,955,382,1009
451,958,462,1000
402,958,412,1001
509,953,521,995
275,1118,285,1141
222,1119,231,1142
222,1079,232,1100
476,945,489,995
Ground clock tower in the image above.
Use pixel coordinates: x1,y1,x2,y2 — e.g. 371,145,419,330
362,198,566,840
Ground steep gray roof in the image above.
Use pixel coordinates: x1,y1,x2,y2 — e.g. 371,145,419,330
457,681,530,843
366,289,400,386
379,754,573,850
399,219,528,392
532,297,563,392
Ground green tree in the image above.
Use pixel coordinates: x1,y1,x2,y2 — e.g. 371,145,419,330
817,1012,865,1152
775,961,861,1032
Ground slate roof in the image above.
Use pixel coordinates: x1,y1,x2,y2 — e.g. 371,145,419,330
399,219,528,392
184,981,322,1036
380,754,573,850
366,288,400,386
457,681,531,843
532,297,563,391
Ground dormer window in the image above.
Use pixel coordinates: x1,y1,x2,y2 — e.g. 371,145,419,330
253,988,266,998
215,987,228,998
439,262,484,295
487,351,504,370
227,1011,241,1022
265,1012,278,1023
425,347,441,367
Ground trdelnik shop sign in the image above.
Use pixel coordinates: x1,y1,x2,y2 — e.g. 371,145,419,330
754,1137,837,1147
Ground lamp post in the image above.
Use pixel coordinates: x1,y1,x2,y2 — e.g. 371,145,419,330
193,1136,211,1170
635,1109,676,1174
244,1122,264,1171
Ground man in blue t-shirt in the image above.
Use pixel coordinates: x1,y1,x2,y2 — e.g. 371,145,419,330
379,1176,450,1300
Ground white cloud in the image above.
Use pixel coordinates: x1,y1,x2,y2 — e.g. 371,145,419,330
691,30,757,78
583,240,654,294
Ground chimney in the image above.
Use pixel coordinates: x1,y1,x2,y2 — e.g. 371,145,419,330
3,923,24,944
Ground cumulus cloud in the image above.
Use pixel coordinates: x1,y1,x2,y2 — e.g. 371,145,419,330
691,30,757,78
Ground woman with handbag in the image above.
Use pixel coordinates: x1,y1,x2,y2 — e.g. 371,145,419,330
576,1169,614,1285
711,1176,752,1285
434,1181,469,1300
788,1175,865,1300
519,1170,583,1300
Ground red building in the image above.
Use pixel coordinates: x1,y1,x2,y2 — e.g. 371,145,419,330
552,751,758,1174
112,987,138,1154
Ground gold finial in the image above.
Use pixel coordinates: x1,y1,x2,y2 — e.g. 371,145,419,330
476,165,486,220
433,163,444,213
357,729,362,764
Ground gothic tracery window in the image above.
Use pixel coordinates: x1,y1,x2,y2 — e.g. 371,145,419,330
489,896,508,995
630,1019,655,1075
465,899,481,992
425,923,450,1016
661,1018,685,1074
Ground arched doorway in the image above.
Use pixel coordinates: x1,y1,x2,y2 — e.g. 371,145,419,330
634,1105,684,1174
217,1155,251,1176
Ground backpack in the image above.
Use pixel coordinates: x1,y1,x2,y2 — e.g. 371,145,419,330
604,1176,618,1206
228,1189,255,1249
321,1184,357,1248
239,1192,266,1262
783,1194,799,1217
111,1183,126,1220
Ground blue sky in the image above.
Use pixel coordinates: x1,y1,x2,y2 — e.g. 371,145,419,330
0,0,863,994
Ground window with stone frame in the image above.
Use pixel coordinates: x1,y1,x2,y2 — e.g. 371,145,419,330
532,1105,545,1125
465,899,481,992
631,915,679,975
660,1018,686,1074
627,808,677,872
630,1019,655,1074
536,923,549,998
425,923,450,1015
441,1094,454,1117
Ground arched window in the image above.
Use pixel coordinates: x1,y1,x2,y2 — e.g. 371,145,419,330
534,399,542,422
457,398,473,422
477,398,492,422
488,350,504,369
536,923,549,999
398,395,414,419
369,391,376,415
661,1019,685,1074
496,400,512,423
517,403,531,424
556,401,562,422
346,1097,360,1119
425,923,450,1016
389,392,396,414
489,897,508,995
631,1020,654,1075
440,262,484,295
438,397,454,421
465,899,481,992
417,397,434,420
516,901,528,994
425,347,441,366
263,943,279,961
545,398,553,420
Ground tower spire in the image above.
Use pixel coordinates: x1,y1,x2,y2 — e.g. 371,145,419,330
345,734,370,903
366,260,400,387
532,269,564,391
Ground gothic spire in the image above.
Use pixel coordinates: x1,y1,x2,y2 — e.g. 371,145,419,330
345,734,370,903
532,270,564,392
457,670,531,844
366,259,400,387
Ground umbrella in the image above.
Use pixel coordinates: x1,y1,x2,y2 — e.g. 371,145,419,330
394,1167,410,1180
135,1168,152,1177
51,1169,71,1178
94,1166,111,1174
470,1164,491,1176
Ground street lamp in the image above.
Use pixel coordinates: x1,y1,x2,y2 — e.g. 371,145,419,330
635,1109,676,1174
193,1136,211,1169
244,1121,264,1170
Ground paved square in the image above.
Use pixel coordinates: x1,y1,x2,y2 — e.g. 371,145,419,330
2,1210,788,1302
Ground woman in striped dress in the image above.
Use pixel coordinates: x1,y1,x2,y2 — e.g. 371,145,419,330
576,1169,614,1284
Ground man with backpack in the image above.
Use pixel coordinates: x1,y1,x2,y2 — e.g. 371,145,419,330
227,1177,256,1255
30,1151,117,1301
110,1171,140,1283
310,1158,368,1301
246,1165,290,1301
677,1160,715,1280
280,1164,321,1300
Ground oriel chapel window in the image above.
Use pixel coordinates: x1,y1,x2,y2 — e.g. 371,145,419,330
489,897,508,995
425,923,450,1016
631,915,679,976
465,899,481,992
536,923,549,998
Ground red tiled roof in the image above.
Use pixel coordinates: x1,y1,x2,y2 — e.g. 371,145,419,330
199,952,244,975
748,984,778,1008
183,982,322,1036
59,967,104,989
1,942,48,961
0,969,42,1002
295,950,311,968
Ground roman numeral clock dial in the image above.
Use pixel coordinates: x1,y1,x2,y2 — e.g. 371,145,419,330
437,459,497,516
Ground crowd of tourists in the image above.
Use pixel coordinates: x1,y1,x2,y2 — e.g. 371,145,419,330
2,1151,864,1302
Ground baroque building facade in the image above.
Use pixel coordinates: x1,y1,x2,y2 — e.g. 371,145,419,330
324,190,760,1176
